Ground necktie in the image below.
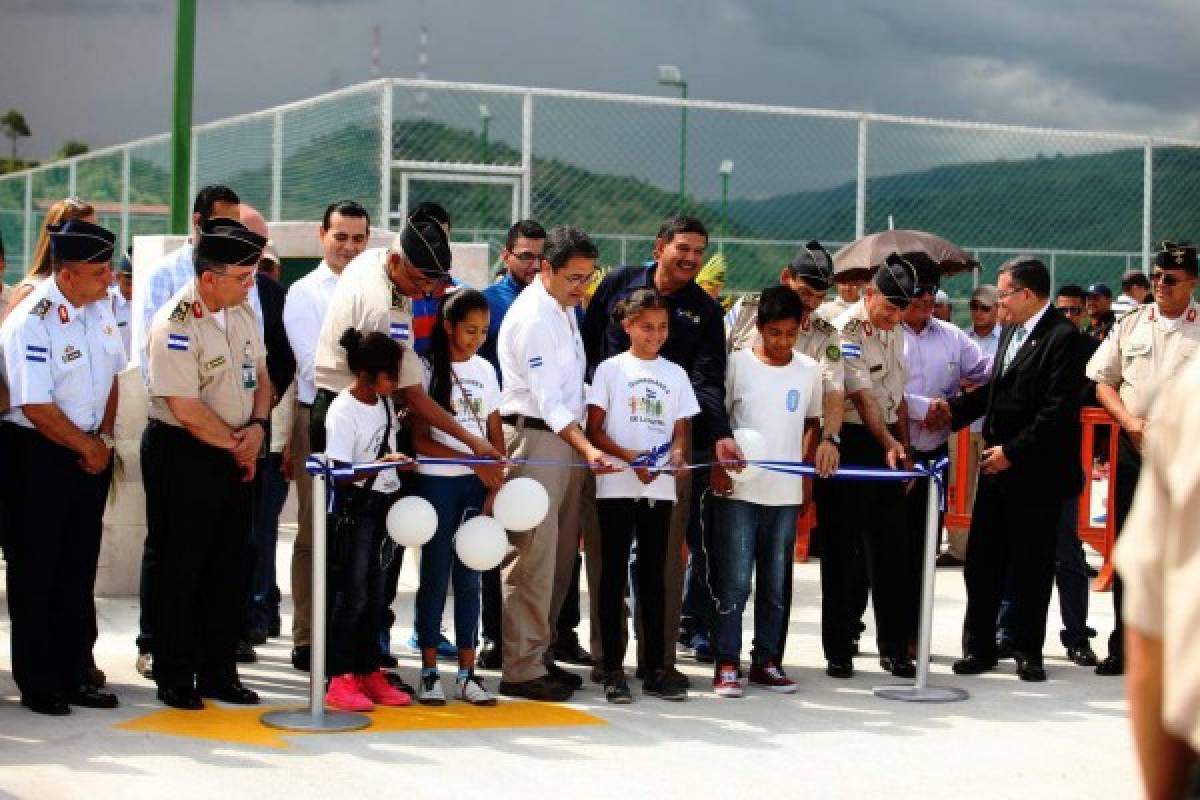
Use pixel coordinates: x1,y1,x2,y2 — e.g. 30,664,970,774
1003,326,1027,373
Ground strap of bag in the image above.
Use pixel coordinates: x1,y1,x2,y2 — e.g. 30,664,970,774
361,395,394,493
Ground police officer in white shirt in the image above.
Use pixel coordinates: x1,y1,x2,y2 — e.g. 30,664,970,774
0,219,125,715
110,248,133,362
282,199,370,669
496,225,620,702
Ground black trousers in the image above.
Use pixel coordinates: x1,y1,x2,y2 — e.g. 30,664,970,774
902,444,948,647
819,423,908,661
1107,431,1140,661
5,424,109,700
327,490,390,676
596,498,672,673
144,421,252,690
962,473,1059,658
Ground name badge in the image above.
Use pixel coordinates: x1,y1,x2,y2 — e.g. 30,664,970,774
242,343,257,390
1126,342,1151,357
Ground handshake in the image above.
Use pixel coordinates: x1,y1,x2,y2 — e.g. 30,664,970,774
923,398,953,430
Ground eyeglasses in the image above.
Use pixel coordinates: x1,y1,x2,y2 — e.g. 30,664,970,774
507,251,543,264
968,302,994,312
213,267,257,287
1057,305,1084,316
562,270,596,286
996,287,1026,300
1151,270,1188,287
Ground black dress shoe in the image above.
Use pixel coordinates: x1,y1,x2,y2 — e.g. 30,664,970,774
22,693,70,716
379,652,399,668
1014,653,1047,682
68,685,119,709
198,681,260,705
880,657,916,679
246,628,268,646
476,639,502,670
952,653,998,675
1066,642,1098,667
995,640,1015,660
291,646,311,671
157,686,204,710
551,635,593,666
86,666,107,689
545,662,583,690
268,620,282,638
235,640,257,664
1095,655,1124,676
383,671,416,696
498,676,572,702
826,658,854,679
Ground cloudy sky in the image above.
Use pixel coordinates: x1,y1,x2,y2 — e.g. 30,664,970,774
3,0,1199,195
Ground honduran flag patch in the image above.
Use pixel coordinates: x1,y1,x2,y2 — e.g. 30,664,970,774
25,344,48,363
840,343,863,359
528,355,544,368
390,322,410,341
167,333,190,352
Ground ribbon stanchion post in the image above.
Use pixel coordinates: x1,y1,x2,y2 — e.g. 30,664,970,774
262,453,371,733
873,466,969,704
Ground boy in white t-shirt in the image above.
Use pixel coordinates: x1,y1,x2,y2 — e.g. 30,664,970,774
709,286,822,697
586,289,699,704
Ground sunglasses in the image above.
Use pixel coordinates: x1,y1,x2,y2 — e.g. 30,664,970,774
968,302,994,312
1150,270,1189,287
913,284,940,298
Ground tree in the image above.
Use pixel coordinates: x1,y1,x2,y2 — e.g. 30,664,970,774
56,139,89,159
1,109,31,163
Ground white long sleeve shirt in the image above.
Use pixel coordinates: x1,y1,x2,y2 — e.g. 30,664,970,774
283,261,338,404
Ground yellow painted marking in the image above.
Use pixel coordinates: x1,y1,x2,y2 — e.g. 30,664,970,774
115,701,605,750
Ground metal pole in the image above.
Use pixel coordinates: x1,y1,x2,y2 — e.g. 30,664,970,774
874,472,969,703
1143,139,1153,272
22,171,32,272
721,172,729,240
380,82,393,230
855,115,868,239
168,0,196,234
1050,252,1057,292
270,111,283,222
679,82,688,210
521,93,533,219
120,148,131,254
68,161,77,198
262,455,370,732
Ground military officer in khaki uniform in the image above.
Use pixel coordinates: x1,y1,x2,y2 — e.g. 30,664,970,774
1114,354,1200,799
1085,240,1200,677
821,255,917,680
143,218,272,710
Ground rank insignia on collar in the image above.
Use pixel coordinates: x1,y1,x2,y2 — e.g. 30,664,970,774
863,321,874,337
169,299,190,323
31,298,52,319
62,344,82,363
193,301,203,319
58,304,70,324
1188,308,1197,323
104,325,114,336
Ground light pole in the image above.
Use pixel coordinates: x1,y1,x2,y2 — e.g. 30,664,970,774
168,0,197,234
657,65,688,211
718,159,734,245
478,104,493,232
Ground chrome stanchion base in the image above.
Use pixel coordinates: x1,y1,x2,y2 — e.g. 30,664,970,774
872,684,970,703
261,707,371,732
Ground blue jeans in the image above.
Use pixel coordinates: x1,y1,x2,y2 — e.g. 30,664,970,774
710,498,799,665
413,474,486,650
248,452,288,634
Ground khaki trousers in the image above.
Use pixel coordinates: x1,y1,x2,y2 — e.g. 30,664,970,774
501,423,584,683
584,441,691,670
947,431,985,561
289,404,314,646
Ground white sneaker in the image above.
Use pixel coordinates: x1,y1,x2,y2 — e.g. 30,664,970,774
135,653,153,679
456,673,498,706
417,672,447,706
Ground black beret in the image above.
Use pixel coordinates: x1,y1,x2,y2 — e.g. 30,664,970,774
787,240,834,289
874,253,918,309
195,217,267,266
401,212,452,276
1154,241,1198,274
48,219,115,264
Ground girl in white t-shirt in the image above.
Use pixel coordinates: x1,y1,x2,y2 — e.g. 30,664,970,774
585,289,699,704
323,328,416,712
411,289,505,706
709,286,822,699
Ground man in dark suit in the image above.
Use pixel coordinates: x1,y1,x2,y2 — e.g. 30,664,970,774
932,258,1084,682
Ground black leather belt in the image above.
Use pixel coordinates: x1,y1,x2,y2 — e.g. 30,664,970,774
501,413,553,433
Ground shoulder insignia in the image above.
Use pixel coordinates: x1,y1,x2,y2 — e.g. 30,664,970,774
742,293,761,307
811,315,835,335
30,298,52,319
168,299,190,323
842,319,860,334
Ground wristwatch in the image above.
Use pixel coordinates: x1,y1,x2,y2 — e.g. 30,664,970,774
822,433,841,447
97,432,115,449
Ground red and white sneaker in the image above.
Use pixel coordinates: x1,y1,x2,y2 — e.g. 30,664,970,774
358,669,413,706
712,662,744,698
748,662,798,694
326,673,374,712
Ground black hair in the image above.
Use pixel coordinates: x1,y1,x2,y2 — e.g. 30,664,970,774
655,215,708,245
192,185,240,222
339,327,402,381
1120,271,1152,292
999,257,1051,299
504,219,547,252
322,199,370,231
757,285,807,328
612,288,669,325
1056,283,1086,301
543,225,598,270
411,201,450,228
426,288,491,411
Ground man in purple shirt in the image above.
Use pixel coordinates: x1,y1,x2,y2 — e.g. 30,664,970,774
899,259,991,650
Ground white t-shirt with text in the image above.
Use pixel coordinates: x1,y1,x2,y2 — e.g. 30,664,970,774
586,351,700,502
324,389,403,494
417,354,502,477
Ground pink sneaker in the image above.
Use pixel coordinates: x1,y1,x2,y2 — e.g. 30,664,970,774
712,661,744,698
326,673,374,712
358,670,413,706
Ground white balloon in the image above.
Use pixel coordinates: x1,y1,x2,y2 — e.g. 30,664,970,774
728,427,766,483
455,515,509,571
492,477,550,531
385,495,438,547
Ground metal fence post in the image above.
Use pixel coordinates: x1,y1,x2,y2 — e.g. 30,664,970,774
380,80,393,230
23,171,32,272
68,160,77,198
856,115,868,239
521,92,534,219
120,148,131,253
271,110,284,222
1143,139,1153,272
1050,252,1057,291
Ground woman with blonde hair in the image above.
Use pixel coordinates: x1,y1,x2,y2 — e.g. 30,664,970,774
4,196,97,314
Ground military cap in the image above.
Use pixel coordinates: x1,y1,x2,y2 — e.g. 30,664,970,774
787,240,834,289
195,217,266,266
47,219,115,264
1154,241,1198,275
874,253,918,309
398,211,452,277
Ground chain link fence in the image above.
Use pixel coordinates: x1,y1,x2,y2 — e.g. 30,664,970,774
3,78,1197,305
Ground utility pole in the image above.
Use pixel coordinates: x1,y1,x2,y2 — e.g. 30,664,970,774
169,0,196,234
